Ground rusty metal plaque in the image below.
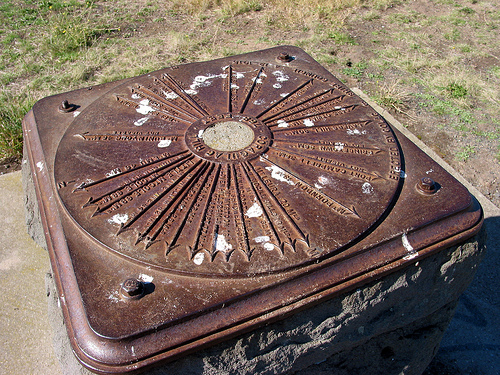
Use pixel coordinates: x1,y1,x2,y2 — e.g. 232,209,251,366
23,46,482,373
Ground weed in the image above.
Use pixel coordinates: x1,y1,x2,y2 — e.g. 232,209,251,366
452,122,470,132
372,0,402,10
367,73,384,79
444,28,461,41
490,66,500,79
450,17,467,26
317,54,338,65
472,129,499,140
374,81,412,116
456,145,475,161
390,12,419,24
355,61,368,69
445,82,468,98
328,31,358,45
0,94,34,160
43,18,111,58
220,0,263,17
342,67,364,77
459,7,475,15
341,61,368,78
416,93,474,124
362,11,380,21
458,44,472,52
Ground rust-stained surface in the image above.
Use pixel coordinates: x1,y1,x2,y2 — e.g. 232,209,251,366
22,46,482,374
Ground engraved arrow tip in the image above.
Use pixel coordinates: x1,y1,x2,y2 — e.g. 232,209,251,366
135,234,145,246
243,247,255,262
224,250,234,262
164,241,176,257
145,237,160,249
73,182,87,192
350,206,361,219
116,224,128,235
82,197,94,208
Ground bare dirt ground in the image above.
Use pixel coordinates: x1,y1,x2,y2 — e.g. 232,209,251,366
4,0,499,209
97,0,499,208
0,157,21,175
343,1,500,208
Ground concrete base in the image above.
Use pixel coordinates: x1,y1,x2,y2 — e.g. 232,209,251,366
22,145,47,251
43,228,485,375
0,171,61,374
21,133,487,374
21,111,489,375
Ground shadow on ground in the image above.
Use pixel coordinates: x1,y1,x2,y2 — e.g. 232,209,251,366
425,215,500,375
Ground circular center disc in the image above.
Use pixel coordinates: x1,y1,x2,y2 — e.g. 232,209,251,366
202,121,255,151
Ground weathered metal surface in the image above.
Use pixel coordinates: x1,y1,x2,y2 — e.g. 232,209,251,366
54,58,401,276
23,46,482,373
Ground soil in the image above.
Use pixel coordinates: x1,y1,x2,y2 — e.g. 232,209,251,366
0,157,21,176
8,0,497,208
338,1,500,208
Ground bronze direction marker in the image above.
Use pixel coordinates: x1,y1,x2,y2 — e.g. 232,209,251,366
23,46,482,373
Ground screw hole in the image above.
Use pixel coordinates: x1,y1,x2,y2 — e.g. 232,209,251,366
381,346,395,359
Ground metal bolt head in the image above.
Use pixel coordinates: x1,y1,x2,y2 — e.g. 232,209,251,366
417,177,438,194
120,278,144,299
277,52,293,62
58,99,75,113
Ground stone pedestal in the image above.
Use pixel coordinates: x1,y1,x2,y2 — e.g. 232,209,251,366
32,180,483,375
21,46,485,374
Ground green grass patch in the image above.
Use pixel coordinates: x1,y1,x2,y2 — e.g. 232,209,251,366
456,145,475,161
444,82,468,98
375,95,404,111
490,66,500,79
389,11,420,24
444,28,461,41
362,11,381,21
341,61,368,78
342,67,364,77
0,0,499,172
42,17,114,59
328,31,358,45
416,93,474,124
367,72,384,80
458,44,472,52
0,94,35,159
459,7,475,15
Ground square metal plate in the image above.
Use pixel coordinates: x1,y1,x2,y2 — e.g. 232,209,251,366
23,46,482,373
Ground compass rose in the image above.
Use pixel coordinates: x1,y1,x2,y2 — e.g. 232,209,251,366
54,61,400,275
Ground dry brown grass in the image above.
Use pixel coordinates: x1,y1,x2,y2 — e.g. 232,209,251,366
1,0,499,206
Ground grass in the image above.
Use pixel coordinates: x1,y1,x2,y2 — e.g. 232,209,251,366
456,145,476,161
342,61,368,77
0,94,35,159
444,82,468,99
328,31,358,45
0,0,499,179
374,81,412,115
416,93,474,124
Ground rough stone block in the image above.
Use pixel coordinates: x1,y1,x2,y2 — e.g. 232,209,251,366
22,145,47,251
43,227,485,375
